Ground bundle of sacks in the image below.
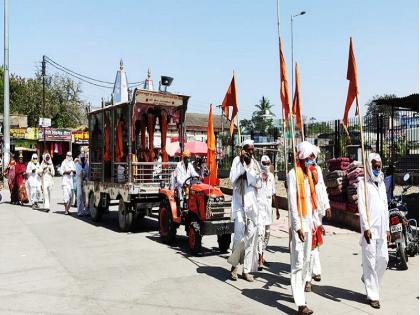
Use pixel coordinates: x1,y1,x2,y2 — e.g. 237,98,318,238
346,160,363,213
328,157,351,172
326,157,350,211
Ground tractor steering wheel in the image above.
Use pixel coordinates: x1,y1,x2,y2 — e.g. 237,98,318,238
182,176,201,189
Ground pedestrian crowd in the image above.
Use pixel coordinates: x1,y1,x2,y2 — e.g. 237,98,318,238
227,139,389,315
3,141,390,315
3,151,89,216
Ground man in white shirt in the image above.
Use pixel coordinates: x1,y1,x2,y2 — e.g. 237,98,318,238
227,139,260,282
358,153,390,309
304,145,331,292
257,155,279,270
287,141,320,315
174,149,199,203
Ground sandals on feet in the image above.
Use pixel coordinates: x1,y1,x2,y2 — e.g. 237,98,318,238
298,305,314,315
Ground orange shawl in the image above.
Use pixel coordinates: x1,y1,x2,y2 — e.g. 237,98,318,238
295,162,317,218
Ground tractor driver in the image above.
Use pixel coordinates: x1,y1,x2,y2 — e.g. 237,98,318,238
174,149,199,204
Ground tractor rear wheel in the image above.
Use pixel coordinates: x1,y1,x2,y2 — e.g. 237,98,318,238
188,222,202,255
217,234,231,253
118,199,133,232
159,200,176,244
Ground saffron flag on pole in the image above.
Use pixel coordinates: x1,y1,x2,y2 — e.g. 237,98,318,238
292,62,303,132
342,37,359,130
207,104,218,186
279,39,291,128
221,74,238,137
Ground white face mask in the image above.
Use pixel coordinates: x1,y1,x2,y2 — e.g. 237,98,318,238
66,156,72,161
261,164,269,172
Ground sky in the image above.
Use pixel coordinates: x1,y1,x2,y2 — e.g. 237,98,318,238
3,0,419,121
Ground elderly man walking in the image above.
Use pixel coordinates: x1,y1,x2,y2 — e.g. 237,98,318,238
304,145,331,292
358,153,390,309
287,141,320,315
60,152,76,215
257,155,279,270
227,139,260,282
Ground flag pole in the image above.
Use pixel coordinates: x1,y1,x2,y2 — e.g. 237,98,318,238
233,71,242,145
355,95,371,227
276,0,289,177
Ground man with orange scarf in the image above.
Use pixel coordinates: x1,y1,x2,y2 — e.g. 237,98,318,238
287,141,321,315
304,145,331,293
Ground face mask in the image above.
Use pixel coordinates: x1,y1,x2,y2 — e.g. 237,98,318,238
305,159,316,168
372,169,381,177
261,164,269,172
66,156,72,161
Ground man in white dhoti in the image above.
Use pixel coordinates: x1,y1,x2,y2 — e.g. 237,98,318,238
40,153,55,211
287,141,320,315
26,153,42,209
257,155,279,271
60,152,76,215
304,145,331,292
358,153,389,309
227,139,260,282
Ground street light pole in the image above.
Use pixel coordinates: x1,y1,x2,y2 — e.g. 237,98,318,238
291,11,306,98
3,0,10,170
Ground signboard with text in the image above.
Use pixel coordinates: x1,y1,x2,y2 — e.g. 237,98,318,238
72,131,89,144
39,128,72,141
10,127,39,140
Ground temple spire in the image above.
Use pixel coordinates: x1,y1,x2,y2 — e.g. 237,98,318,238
112,59,129,104
143,67,154,91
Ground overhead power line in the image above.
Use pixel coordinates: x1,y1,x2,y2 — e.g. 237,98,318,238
44,56,147,89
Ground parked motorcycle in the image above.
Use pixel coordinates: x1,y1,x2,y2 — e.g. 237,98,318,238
388,173,419,270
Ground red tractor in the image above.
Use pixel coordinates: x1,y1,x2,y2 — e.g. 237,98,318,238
159,176,233,254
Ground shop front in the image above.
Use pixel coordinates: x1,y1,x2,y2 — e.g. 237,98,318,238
72,129,89,156
38,128,72,166
10,127,39,161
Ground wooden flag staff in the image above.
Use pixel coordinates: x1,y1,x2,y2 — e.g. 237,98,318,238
355,95,371,227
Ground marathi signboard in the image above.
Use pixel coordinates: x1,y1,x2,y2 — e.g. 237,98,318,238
135,90,184,107
72,131,89,144
39,128,72,141
10,127,39,140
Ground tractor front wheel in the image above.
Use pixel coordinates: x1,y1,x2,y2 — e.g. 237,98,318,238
217,234,232,253
188,222,202,255
159,200,176,244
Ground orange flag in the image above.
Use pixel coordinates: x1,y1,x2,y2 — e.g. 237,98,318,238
342,37,359,130
279,39,291,128
207,104,218,186
292,62,303,132
221,74,238,137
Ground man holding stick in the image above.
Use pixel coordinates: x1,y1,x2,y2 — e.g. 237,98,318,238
358,153,390,309
287,141,319,315
227,139,260,282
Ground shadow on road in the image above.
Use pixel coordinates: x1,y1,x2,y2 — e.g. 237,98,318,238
53,210,159,233
311,284,366,305
146,233,229,258
242,288,297,314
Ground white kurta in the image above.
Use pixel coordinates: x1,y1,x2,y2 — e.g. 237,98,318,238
227,156,260,273
257,171,276,255
26,162,42,204
40,162,55,209
174,161,199,198
287,169,318,307
60,159,76,205
358,178,389,301
308,165,330,280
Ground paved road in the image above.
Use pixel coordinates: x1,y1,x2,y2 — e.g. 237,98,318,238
0,178,418,315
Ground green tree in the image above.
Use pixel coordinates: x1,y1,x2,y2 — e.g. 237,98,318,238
251,96,274,135
0,67,87,128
